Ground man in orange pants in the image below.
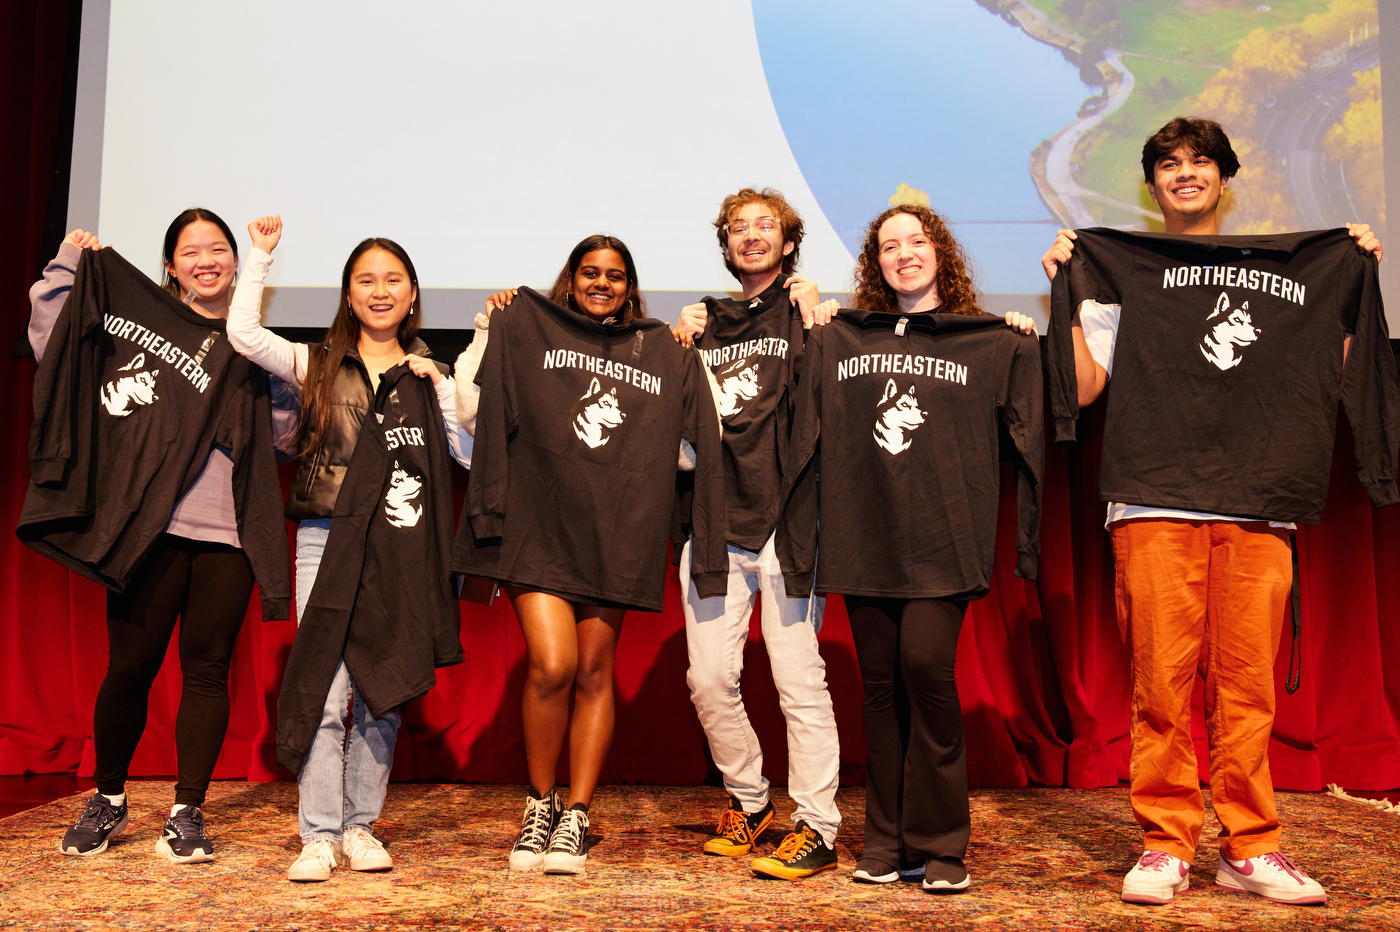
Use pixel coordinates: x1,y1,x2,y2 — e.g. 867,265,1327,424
1041,117,1387,906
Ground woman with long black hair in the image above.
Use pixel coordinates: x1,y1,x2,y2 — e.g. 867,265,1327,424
225,217,471,882
29,209,290,864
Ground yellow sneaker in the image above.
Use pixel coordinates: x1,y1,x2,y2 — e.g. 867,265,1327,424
750,821,837,880
703,797,774,857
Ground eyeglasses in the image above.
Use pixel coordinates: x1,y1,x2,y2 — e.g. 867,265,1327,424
724,216,780,238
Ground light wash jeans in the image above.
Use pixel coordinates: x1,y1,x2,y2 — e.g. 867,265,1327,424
295,519,401,844
680,532,841,845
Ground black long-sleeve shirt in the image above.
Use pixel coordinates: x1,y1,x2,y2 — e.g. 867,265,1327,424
454,288,727,611
778,309,1042,599
18,247,290,618
1047,227,1400,522
692,275,807,551
277,363,462,774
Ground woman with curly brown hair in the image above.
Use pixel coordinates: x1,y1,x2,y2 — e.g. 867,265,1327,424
785,203,1037,893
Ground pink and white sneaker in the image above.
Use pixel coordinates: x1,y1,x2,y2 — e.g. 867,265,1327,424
1121,850,1191,904
1215,851,1326,905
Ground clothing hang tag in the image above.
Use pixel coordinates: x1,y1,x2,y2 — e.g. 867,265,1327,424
895,317,909,337
1241,249,1252,255
749,298,762,309
376,413,385,424
193,332,220,365
632,329,645,361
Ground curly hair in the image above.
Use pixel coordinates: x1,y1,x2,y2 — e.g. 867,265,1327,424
713,187,804,281
851,204,980,316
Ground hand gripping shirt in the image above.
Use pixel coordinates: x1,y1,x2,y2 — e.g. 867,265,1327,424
692,276,807,550
454,288,728,611
1047,227,1400,523
777,309,1043,600
18,247,290,618
277,363,462,774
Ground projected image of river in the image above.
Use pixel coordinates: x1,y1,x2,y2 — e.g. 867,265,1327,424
753,0,1089,295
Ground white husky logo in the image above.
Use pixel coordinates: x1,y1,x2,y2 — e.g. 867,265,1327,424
715,358,761,418
571,377,626,449
872,379,925,455
1198,291,1260,371
384,461,423,528
100,353,160,417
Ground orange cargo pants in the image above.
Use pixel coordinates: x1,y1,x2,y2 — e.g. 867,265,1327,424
1111,518,1291,863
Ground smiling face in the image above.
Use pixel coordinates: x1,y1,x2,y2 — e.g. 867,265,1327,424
571,248,632,320
164,220,236,303
347,248,417,335
1147,145,1225,233
722,201,795,279
876,212,939,311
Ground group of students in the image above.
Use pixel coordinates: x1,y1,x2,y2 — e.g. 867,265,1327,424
19,116,1396,906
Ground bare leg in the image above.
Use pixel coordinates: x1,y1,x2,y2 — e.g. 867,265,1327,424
566,606,625,806
508,589,580,798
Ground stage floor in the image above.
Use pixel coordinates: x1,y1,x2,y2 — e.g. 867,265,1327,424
1,783,1395,931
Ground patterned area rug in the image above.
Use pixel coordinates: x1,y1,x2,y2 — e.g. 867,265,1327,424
1,783,1396,931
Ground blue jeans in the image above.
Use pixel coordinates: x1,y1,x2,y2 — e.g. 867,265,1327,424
295,519,401,844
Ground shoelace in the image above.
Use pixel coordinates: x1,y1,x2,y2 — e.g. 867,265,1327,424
515,797,554,850
75,797,123,831
167,807,205,839
772,827,817,861
715,807,748,839
297,841,337,869
549,810,587,853
343,831,384,858
1136,850,1175,872
1259,852,1306,883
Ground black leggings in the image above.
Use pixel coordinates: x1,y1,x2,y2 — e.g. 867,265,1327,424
93,535,255,806
845,595,969,865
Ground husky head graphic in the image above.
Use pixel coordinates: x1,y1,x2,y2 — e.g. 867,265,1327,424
715,358,761,418
384,461,424,528
571,377,626,449
1198,291,1260,371
100,353,160,417
872,379,925,455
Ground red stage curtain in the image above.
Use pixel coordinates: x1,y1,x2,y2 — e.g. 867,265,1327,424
3,1,1397,792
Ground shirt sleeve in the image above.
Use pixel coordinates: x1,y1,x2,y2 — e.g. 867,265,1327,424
679,346,729,599
435,376,473,469
466,307,514,539
225,248,308,385
27,242,81,363
453,324,489,436
1338,246,1400,508
776,324,823,597
1077,299,1122,378
1000,331,1045,580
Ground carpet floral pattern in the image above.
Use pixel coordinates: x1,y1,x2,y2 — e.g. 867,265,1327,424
0,783,1396,930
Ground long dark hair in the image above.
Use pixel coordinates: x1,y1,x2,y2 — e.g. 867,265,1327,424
547,234,647,325
160,208,238,301
851,204,980,316
298,237,423,457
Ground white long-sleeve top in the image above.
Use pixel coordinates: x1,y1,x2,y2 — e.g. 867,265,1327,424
226,248,473,468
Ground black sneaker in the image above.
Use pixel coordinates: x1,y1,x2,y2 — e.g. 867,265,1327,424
541,804,590,874
155,806,214,863
509,788,562,872
704,797,774,857
751,820,838,879
921,856,970,893
59,793,129,857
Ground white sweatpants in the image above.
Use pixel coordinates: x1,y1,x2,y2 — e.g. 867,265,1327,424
680,532,841,845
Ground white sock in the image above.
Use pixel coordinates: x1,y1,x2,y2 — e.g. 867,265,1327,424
170,804,188,816
101,792,126,806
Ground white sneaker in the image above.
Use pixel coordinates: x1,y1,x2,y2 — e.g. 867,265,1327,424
541,806,589,874
1215,851,1326,905
342,827,393,872
1121,850,1190,904
287,840,342,883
